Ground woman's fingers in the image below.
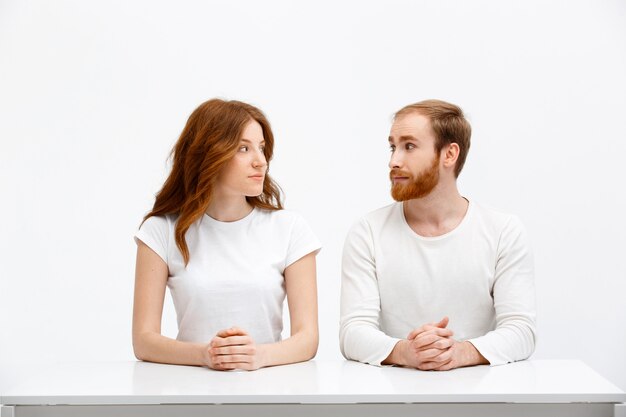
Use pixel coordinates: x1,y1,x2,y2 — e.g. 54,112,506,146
215,327,248,338
210,335,252,347
211,344,257,356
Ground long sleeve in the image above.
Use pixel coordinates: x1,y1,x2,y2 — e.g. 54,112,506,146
339,219,401,365
468,215,537,365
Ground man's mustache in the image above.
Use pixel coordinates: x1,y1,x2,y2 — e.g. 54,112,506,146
389,169,413,180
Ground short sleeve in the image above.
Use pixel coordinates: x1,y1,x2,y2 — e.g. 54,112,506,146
134,215,170,264
284,213,322,269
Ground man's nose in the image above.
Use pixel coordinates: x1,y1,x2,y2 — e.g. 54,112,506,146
389,150,402,170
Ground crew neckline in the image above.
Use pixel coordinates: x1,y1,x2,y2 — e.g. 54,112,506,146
398,198,473,241
202,207,258,228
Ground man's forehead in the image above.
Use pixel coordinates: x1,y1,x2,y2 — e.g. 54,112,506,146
390,113,430,134
389,112,431,142
393,112,429,127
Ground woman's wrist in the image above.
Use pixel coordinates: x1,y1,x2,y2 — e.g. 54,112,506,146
256,343,270,369
194,342,210,367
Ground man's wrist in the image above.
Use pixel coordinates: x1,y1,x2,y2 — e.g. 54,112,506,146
459,341,488,367
382,339,407,366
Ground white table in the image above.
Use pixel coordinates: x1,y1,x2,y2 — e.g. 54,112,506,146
1,360,624,416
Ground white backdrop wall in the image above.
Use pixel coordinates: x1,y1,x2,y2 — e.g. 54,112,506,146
1,0,625,391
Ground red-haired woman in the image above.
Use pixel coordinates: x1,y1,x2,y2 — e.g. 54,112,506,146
132,99,320,371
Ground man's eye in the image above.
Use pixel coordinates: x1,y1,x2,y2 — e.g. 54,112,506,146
405,143,416,150
389,145,396,152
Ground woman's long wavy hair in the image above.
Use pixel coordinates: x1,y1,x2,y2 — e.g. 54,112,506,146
143,99,283,265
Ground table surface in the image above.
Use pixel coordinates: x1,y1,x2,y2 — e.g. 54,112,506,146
1,360,624,405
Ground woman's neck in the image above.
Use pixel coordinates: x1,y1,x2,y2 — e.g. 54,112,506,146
205,195,253,222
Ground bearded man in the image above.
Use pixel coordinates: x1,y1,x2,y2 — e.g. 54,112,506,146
339,100,536,370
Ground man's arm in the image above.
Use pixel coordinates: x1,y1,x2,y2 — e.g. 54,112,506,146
466,215,537,365
339,219,401,365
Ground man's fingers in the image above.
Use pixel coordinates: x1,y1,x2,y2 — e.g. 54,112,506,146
413,349,453,369
407,318,451,340
415,348,447,361
413,334,454,349
407,326,425,340
434,316,449,329
413,328,453,345
419,357,453,371
417,351,454,370
412,333,440,348
407,325,440,340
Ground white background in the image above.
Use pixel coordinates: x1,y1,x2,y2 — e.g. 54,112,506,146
1,0,625,392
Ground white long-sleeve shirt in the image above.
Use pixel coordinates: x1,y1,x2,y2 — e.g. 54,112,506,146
339,200,536,366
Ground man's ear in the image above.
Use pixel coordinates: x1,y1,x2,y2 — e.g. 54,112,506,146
442,143,460,169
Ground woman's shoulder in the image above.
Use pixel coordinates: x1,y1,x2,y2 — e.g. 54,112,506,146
136,211,186,239
255,208,321,260
254,209,318,237
138,213,179,233
255,207,309,225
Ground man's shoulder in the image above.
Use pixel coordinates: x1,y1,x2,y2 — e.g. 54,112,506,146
359,202,401,228
345,202,400,238
470,201,524,233
343,203,399,251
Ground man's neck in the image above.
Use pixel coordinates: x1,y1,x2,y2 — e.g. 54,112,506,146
402,183,469,237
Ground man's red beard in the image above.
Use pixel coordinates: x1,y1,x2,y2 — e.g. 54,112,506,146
390,154,440,201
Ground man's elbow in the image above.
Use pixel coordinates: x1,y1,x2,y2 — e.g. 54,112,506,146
509,320,537,362
524,323,538,359
338,324,358,361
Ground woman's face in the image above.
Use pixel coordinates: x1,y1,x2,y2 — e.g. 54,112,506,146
215,119,267,199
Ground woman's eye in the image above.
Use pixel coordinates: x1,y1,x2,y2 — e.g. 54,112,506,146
239,145,248,152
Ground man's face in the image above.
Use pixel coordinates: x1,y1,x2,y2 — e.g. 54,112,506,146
388,112,440,201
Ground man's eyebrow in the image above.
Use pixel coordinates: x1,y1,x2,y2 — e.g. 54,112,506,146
388,135,419,143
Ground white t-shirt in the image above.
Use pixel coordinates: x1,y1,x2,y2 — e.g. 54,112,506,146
340,200,536,366
135,208,321,345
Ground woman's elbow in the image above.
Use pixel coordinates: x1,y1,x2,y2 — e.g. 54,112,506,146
299,328,319,360
308,330,320,359
133,344,145,361
132,332,150,361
